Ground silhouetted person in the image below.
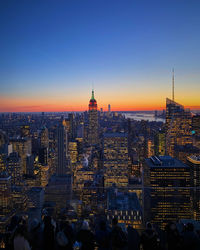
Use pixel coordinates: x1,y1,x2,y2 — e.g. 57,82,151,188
43,215,55,250
5,215,21,250
181,223,200,250
127,225,140,250
29,218,44,250
95,220,110,250
77,220,95,250
140,222,159,250
56,220,74,250
165,222,181,250
110,217,127,250
13,224,31,250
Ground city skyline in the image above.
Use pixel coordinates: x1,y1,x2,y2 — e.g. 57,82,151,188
1,1,200,112
1,1,200,245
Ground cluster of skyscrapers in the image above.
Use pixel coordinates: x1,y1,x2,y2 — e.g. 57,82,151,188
0,90,200,239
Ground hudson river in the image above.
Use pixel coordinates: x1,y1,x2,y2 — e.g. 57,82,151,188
122,112,165,123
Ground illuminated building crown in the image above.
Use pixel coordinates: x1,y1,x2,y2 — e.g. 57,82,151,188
89,90,97,110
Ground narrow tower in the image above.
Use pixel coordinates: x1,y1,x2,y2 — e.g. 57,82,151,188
88,90,99,145
172,68,175,101
56,122,67,175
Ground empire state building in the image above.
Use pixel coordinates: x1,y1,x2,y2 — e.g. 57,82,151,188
88,90,99,145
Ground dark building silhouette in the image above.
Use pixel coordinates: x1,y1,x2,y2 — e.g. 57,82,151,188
45,122,72,214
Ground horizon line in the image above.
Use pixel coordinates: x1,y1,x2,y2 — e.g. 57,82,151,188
0,108,200,114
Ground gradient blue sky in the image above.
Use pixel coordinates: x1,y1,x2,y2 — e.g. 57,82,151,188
0,0,200,111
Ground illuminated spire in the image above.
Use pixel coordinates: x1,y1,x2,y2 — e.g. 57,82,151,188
91,89,95,100
172,68,175,101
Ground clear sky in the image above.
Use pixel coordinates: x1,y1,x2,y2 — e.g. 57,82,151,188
0,0,200,112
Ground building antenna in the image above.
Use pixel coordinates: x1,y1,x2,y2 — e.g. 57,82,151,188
91,82,95,99
172,68,175,101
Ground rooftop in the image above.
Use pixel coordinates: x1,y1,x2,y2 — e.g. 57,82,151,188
104,132,128,138
147,155,189,168
108,190,141,211
187,155,200,164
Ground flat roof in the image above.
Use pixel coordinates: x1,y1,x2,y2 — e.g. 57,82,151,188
104,133,127,138
146,155,189,168
108,191,141,211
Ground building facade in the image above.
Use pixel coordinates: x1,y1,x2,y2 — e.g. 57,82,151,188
165,98,192,158
88,90,99,145
103,133,129,187
143,155,191,229
187,155,200,221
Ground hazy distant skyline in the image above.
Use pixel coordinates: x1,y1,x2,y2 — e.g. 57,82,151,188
0,0,200,112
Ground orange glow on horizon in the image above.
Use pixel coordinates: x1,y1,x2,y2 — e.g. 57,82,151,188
0,96,199,112
1,104,200,112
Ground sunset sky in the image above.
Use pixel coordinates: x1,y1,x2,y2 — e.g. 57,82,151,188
0,0,200,112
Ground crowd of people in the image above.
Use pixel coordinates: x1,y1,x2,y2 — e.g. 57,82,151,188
2,214,200,250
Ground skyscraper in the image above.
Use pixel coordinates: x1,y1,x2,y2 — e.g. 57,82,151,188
88,90,99,145
68,113,76,141
165,98,192,157
143,156,191,229
103,133,129,187
7,152,22,185
108,104,111,112
187,155,200,220
68,141,78,164
0,172,13,233
10,138,32,174
192,115,200,137
45,122,72,213
40,126,49,149
56,122,67,175
154,129,165,156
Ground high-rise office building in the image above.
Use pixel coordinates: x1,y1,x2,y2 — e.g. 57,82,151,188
10,138,32,174
39,164,49,187
192,115,200,137
26,154,35,176
68,113,76,141
165,98,192,158
56,123,67,175
0,172,12,215
147,138,154,158
154,130,165,156
143,155,191,229
45,122,72,214
0,172,13,233
7,152,22,185
40,126,49,149
103,133,129,187
38,147,48,166
88,90,99,145
187,155,200,221
69,141,78,164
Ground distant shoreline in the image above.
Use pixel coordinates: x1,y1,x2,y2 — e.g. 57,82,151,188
0,110,199,114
